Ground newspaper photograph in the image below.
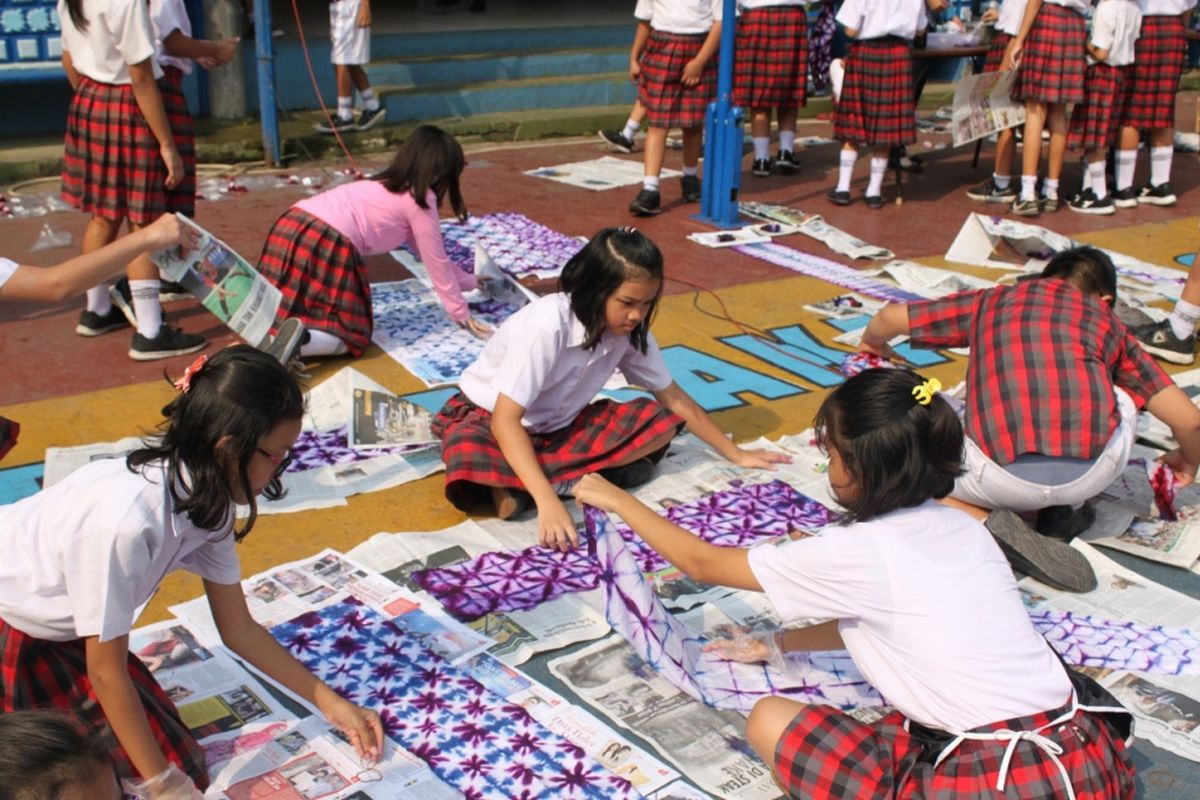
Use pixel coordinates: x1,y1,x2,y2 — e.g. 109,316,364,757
349,388,437,449
1087,457,1200,569
1102,672,1200,763
951,69,1025,146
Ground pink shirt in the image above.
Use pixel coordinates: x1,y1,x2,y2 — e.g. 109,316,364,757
294,180,477,322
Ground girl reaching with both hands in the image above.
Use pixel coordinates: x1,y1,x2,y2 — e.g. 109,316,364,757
434,227,790,551
574,368,1136,799
0,347,383,797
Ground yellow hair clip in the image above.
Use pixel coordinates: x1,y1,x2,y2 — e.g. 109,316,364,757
912,377,942,406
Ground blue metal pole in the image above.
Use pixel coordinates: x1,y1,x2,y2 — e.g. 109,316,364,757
698,0,742,227
254,0,280,166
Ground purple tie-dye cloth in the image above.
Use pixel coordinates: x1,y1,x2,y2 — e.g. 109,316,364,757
406,212,584,279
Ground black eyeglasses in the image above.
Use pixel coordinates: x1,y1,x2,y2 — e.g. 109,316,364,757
258,447,293,477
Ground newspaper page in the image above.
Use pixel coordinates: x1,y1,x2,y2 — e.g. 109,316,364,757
951,69,1025,146
1101,672,1200,763
524,156,681,191
43,435,143,487
151,214,283,347
349,388,437,449
474,244,539,308
871,260,999,299
741,202,894,260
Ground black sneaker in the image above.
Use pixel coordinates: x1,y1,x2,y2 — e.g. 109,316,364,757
1039,189,1060,213
129,325,206,362
751,158,772,177
1133,319,1196,365
599,458,655,489
826,189,852,206
1010,197,1040,217
1136,182,1177,207
109,277,137,326
985,510,1097,593
629,188,661,216
864,194,884,210
75,305,130,337
681,175,701,203
1067,189,1115,216
1111,187,1139,208
598,129,635,154
158,280,190,303
966,178,1017,203
776,149,801,174
1035,504,1096,543
356,107,386,131
263,318,307,365
315,115,357,133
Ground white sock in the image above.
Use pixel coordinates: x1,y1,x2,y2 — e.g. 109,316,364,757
779,130,795,153
1043,178,1059,197
622,118,640,141
86,285,112,315
1150,145,1173,186
1088,161,1107,199
753,136,770,161
993,173,1010,190
642,175,660,191
1081,167,1091,192
336,96,353,120
836,150,856,192
1020,175,1038,201
360,88,379,112
866,157,887,197
300,329,349,357
130,279,162,339
1168,299,1200,340
682,165,698,177
1116,150,1136,190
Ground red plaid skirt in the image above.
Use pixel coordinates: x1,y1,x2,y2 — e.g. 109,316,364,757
1123,15,1187,130
638,30,717,129
1068,63,1132,152
61,78,173,226
256,207,372,356
1011,4,1087,105
0,618,209,787
160,67,196,217
983,32,1012,74
833,37,915,148
775,701,1135,799
733,6,808,109
433,392,684,512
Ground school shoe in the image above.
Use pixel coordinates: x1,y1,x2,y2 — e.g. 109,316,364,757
1136,182,1177,207
1110,187,1140,209
599,457,655,489
109,277,137,326
966,178,1017,203
598,129,635,154
75,306,130,337
629,188,662,216
1132,319,1196,365
315,115,357,133
1035,503,1096,543
1010,197,1041,217
826,189,852,206
262,318,307,366
158,280,190,303
1067,189,1115,216
128,325,207,362
681,175,701,203
1039,190,1060,213
985,510,1097,593
752,158,772,177
864,194,885,210
491,486,533,520
356,107,386,131
776,150,801,174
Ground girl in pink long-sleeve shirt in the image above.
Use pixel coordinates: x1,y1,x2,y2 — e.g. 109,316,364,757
256,125,488,358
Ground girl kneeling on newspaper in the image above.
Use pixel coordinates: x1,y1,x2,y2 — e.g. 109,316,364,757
433,226,790,549
0,347,382,797
574,368,1136,799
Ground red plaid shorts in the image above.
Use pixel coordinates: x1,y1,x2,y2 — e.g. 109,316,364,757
1011,4,1087,105
638,30,717,129
0,618,209,787
433,392,684,512
1122,15,1187,130
256,207,372,356
733,5,808,110
834,37,915,148
1068,63,1132,152
983,32,1012,74
160,67,197,217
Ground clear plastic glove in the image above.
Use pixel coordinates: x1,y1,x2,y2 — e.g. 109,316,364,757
702,627,787,673
123,764,203,800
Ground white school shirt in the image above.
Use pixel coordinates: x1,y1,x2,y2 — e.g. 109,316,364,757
1137,0,1197,16
747,501,1071,731
0,458,241,643
1090,0,1143,66
996,0,1031,36
1044,0,1092,15
458,293,675,434
57,0,163,84
835,0,928,41
633,0,724,34
150,0,194,74
0,257,16,290
738,1,806,9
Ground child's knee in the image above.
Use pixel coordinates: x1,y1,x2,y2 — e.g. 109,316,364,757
746,696,801,764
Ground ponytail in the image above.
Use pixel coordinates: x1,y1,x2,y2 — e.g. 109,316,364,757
64,0,88,33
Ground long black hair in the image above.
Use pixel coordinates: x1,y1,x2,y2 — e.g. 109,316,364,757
558,227,664,352
62,0,87,32
373,124,467,221
814,368,963,523
0,710,114,800
127,345,304,541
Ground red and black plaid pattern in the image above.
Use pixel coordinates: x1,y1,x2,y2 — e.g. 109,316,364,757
833,37,915,148
1011,4,1087,105
733,5,808,109
0,619,209,787
160,67,196,217
61,78,172,226
638,30,717,129
433,392,684,511
1123,14,1187,130
256,207,372,356
983,32,1012,74
1068,63,1132,152
906,278,1172,466
774,702,1135,798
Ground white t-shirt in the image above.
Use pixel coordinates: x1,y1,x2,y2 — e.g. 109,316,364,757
836,0,929,41
0,257,16,290
634,0,724,34
0,458,241,643
747,501,1071,731
150,0,193,74
458,293,675,434
1090,0,1143,66
738,1,806,9
1044,0,1091,15
996,0,1031,36
57,0,163,84
1137,0,1196,16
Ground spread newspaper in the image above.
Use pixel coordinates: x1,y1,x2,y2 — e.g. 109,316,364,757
950,69,1025,146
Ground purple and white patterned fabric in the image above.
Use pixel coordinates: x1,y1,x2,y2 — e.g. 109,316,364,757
1032,610,1200,676
412,480,837,622
406,213,584,280
272,597,643,800
839,352,897,378
285,426,403,474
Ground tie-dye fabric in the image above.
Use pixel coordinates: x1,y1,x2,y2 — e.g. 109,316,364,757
405,213,584,280
1032,610,1200,676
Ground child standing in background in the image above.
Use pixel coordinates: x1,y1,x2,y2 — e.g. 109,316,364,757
628,0,723,216
735,0,808,178
316,0,385,133
965,0,1029,203
1066,0,1142,214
